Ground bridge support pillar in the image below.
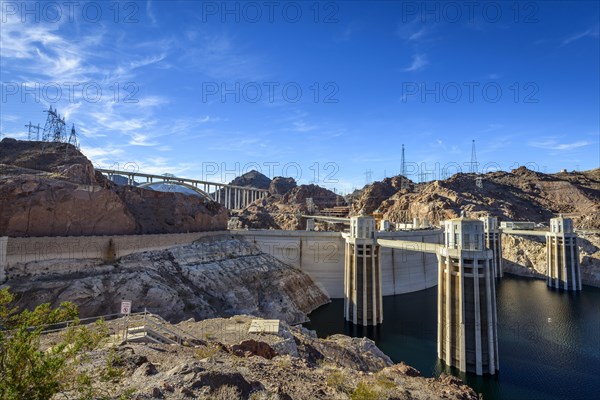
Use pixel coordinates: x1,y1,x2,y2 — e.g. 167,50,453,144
342,216,382,326
546,216,581,291
480,216,503,278
438,218,499,375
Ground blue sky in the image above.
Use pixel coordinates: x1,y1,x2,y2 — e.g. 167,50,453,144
1,0,598,193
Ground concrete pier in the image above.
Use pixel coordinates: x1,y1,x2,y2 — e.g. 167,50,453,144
438,218,499,375
546,216,581,291
480,216,503,278
342,216,383,326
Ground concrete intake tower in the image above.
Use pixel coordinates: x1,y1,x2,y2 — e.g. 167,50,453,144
438,218,499,375
546,216,581,291
342,216,383,326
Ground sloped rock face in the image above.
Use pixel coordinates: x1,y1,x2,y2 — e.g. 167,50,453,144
375,168,600,228
6,236,329,324
229,170,271,189
233,185,346,230
351,176,409,215
0,138,102,185
0,139,227,236
0,175,136,236
283,184,345,210
501,232,600,287
268,176,297,195
114,186,227,234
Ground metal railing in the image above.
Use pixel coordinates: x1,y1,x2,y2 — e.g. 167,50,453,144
2,309,203,348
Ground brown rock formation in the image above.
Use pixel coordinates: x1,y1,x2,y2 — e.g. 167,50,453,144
356,168,600,229
0,139,227,236
268,176,297,195
232,184,346,230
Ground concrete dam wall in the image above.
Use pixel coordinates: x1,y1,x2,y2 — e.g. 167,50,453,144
236,229,443,298
1,229,443,298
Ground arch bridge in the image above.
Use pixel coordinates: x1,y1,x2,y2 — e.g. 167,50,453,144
97,169,269,210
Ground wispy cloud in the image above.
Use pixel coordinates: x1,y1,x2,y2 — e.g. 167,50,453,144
403,54,428,72
529,139,591,150
562,25,599,46
396,19,434,43
146,0,158,25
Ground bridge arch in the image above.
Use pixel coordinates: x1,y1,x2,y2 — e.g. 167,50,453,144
138,181,215,201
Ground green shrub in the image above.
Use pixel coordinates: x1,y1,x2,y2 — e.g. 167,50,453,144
351,380,381,400
0,287,110,399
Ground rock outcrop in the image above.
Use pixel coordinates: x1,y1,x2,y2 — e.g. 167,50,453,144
350,176,409,215
229,170,271,189
268,176,297,195
6,235,329,324
502,232,600,287
368,168,600,229
42,315,478,400
232,184,346,230
0,139,227,236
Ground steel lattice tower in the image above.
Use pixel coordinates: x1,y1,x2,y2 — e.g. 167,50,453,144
25,122,41,141
400,144,406,177
42,106,67,143
68,124,79,149
470,139,478,173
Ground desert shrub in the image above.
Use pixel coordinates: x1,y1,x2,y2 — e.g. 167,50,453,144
0,287,109,400
351,380,381,400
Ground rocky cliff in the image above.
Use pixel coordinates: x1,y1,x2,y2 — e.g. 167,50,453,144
231,184,346,230
502,232,600,287
0,139,227,236
360,167,600,229
5,235,329,324
42,315,478,400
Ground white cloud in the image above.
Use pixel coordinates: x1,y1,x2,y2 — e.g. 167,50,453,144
529,139,591,151
403,54,428,72
562,26,599,46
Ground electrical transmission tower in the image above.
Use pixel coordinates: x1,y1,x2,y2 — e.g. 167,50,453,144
25,122,41,141
42,106,67,143
469,139,478,173
68,124,79,149
39,106,79,149
400,144,406,177
365,169,373,185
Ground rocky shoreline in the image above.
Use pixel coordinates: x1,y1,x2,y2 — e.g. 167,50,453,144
42,315,478,400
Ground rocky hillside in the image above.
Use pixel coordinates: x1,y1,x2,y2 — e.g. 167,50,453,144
355,167,600,229
44,315,477,400
231,184,346,230
0,138,227,236
6,235,329,324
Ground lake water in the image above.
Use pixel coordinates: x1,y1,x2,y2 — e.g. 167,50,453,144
304,275,600,400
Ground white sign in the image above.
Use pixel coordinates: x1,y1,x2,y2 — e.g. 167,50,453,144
120,300,132,315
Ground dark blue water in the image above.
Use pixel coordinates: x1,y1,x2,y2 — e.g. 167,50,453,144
304,275,600,400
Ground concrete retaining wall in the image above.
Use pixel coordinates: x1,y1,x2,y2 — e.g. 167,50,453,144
1,231,229,280
1,229,443,298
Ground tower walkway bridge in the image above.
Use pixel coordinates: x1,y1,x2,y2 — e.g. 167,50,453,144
97,169,269,210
